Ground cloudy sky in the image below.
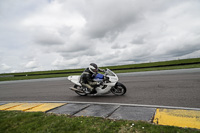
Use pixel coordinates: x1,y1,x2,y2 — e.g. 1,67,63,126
0,0,200,73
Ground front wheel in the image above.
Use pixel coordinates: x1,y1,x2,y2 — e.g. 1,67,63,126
111,82,126,96
74,85,87,96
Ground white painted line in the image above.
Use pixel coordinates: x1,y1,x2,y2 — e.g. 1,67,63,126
0,77,68,84
1,101,200,111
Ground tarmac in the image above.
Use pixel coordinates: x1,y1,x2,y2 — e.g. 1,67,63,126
0,101,200,130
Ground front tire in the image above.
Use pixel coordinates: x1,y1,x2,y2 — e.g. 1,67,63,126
111,82,126,96
74,85,87,96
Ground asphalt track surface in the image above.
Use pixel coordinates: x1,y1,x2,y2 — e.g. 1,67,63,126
0,68,200,108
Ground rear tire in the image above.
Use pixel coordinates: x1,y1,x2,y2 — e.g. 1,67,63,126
111,82,126,96
74,85,87,96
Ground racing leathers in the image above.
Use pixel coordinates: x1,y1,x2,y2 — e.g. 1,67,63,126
79,68,104,93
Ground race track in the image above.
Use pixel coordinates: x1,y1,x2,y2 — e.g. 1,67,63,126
0,68,200,108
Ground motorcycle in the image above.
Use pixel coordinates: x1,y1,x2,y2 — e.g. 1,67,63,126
68,68,126,96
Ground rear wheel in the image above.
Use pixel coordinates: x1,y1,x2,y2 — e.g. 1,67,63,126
74,85,87,96
111,82,126,96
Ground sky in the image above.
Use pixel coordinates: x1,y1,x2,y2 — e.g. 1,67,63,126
0,0,200,73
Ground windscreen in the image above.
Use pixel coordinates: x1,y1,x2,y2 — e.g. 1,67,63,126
106,69,115,76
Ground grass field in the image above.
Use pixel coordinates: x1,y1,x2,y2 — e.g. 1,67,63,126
0,58,200,81
0,111,199,133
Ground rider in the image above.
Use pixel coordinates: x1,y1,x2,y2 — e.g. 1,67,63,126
80,63,105,94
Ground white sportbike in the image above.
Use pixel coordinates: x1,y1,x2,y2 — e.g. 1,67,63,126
68,69,126,96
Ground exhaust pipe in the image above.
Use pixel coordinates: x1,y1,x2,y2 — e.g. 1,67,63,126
69,87,84,93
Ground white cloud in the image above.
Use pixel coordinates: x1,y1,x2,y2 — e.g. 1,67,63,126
0,64,11,71
25,60,38,69
21,0,86,46
52,56,79,69
22,1,86,29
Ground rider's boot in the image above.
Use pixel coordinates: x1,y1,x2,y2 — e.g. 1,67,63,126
84,88,91,94
82,84,93,94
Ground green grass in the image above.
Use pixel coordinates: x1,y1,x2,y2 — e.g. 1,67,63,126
0,111,199,133
105,58,200,69
0,58,200,81
114,64,200,73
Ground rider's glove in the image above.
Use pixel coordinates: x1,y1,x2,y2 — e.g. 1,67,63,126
100,82,104,86
97,81,103,86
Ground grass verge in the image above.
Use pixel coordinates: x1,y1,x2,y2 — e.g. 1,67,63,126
0,111,199,133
